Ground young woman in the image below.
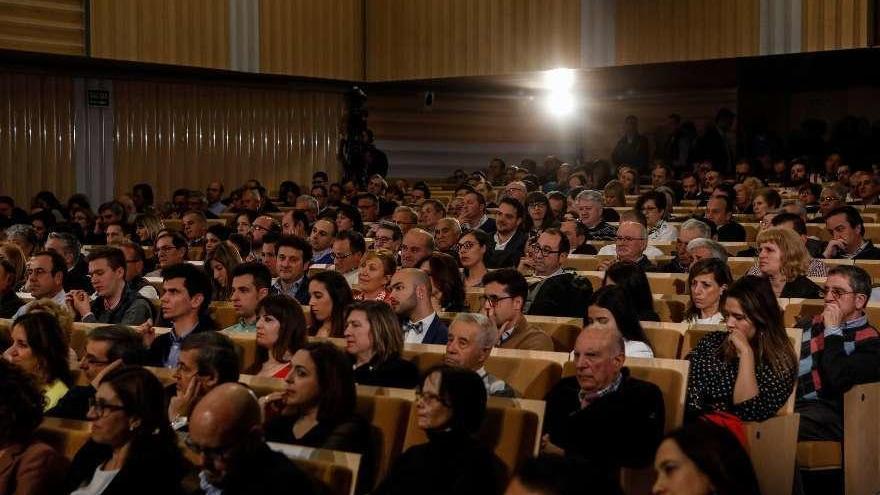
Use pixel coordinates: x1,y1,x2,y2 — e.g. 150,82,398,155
420,252,467,313
755,228,822,298
308,270,354,338
635,190,678,242
458,229,490,289
603,180,627,208
336,204,364,234
247,295,308,379
603,262,661,322
355,250,396,303
684,259,732,325
685,275,798,422
206,241,242,302
525,191,556,237
204,224,230,259
587,285,654,358
134,213,165,247
3,312,72,411
235,211,257,236
344,300,419,389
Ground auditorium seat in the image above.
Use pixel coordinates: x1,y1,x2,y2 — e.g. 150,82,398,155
36,417,91,460
209,302,238,328
728,257,757,278
652,295,688,322
640,322,685,359
745,414,801,495
843,381,880,493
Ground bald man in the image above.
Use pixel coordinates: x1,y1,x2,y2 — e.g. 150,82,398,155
188,383,317,494
400,228,434,268
388,268,448,344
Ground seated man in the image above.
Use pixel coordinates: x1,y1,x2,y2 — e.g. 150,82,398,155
576,190,617,241
67,246,153,325
705,196,745,242
522,228,593,318
393,206,420,235
372,220,403,253
308,217,336,265
419,199,446,233
560,219,598,255
458,187,496,234
445,313,516,398
146,230,188,277
400,228,433,269
796,265,880,441
224,262,271,333
182,210,209,248
331,231,366,287
657,219,711,273
140,263,217,368
113,240,159,299
686,238,729,267
542,326,665,481
597,220,659,272
45,231,92,292
13,250,68,319
487,197,528,269
168,331,241,430
388,268,448,345
434,217,462,257
46,325,143,419
272,235,312,305
260,232,280,278
188,383,317,495
482,268,553,351
822,206,880,259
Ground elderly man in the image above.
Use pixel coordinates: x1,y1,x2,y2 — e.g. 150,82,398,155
434,217,461,256
445,313,516,397
705,196,745,242
188,383,317,494
332,231,366,286
686,238,728,266
560,219,597,255
295,194,320,224
419,199,446,233
355,193,381,223
522,228,592,318
658,219,711,273
482,269,553,351
45,231,92,292
225,262,271,333
400,228,433,269
597,220,659,271
373,220,403,253
388,268,448,344
46,325,143,420
392,206,419,235
823,206,880,260
182,210,209,248
206,180,226,215
796,265,880,441
814,183,847,222
308,218,336,264
273,236,312,305
852,171,880,206
487,198,528,269
146,231,187,277
575,190,617,241
542,326,664,479
502,181,528,205
67,247,152,325
458,188,496,234
13,250,68,319
168,332,240,430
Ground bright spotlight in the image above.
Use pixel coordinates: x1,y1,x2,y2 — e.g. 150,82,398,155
543,68,576,92
545,91,576,117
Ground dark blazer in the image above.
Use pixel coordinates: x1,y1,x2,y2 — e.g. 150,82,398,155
65,257,94,293
294,275,310,306
486,230,527,269
527,273,593,318
145,316,217,367
781,275,823,299
474,217,497,235
65,439,186,495
854,241,880,260
46,384,96,420
0,441,66,495
352,354,420,389
423,316,449,345
717,221,746,242
0,291,24,319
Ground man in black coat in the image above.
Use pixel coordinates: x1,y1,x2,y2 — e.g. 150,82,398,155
542,327,665,482
487,198,528,269
523,228,593,318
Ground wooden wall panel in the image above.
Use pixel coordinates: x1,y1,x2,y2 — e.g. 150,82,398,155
0,72,76,208
113,80,345,202
90,0,229,69
802,0,870,52
615,0,760,65
260,0,364,80
0,0,84,55
366,0,581,81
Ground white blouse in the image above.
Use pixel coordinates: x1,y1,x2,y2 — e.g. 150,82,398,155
625,339,655,358
71,466,120,495
687,313,724,325
648,220,678,242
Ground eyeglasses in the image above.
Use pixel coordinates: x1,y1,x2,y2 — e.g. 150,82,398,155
251,224,271,233
88,397,126,416
184,435,236,460
374,236,392,244
415,390,448,406
528,243,561,257
527,202,546,209
156,246,180,254
820,196,840,202
821,287,856,299
331,252,353,260
480,295,514,307
615,236,645,243
455,241,477,252
80,356,112,366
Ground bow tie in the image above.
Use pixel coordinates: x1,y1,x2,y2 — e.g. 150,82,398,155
405,321,424,335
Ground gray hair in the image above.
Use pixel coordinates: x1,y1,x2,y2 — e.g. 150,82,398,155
686,238,728,263
679,219,712,239
781,201,806,218
5,224,37,244
575,189,604,206
297,195,319,214
618,220,647,238
47,231,81,259
437,217,462,235
452,312,499,350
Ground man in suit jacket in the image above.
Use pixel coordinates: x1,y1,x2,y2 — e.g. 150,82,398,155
271,235,312,306
523,228,593,318
458,186,496,234
487,197,528,268
388,268,448,344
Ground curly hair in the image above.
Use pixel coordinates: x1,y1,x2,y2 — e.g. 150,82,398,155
0,359,45,444
755,227,810,280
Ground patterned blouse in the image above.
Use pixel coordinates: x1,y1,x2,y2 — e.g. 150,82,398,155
685,331,795,422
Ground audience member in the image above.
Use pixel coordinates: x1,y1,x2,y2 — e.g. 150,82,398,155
400,227,433,269
525,192,555,237
753,227,822,298
603,261,661,322
487,198,528,268
705,196,745,242
355,249,396,302
752,187,782,221
0,256,24,318
589,285,654,357
392,206,419,235
336,204,364,234
523,228,592,318
597,220,659,271
67,246,153,325
636,190,678,241
686,238,728,266
273,235,312,305
344,300,420,389
481,269,554,351
309,218,336,264
168,331,240,429
445,312,516,397
206,241,242,302
332,231,366,286
659,219,711,273
459,228,490,288
114,240,159,299
147,230,187,277
3,311,72,411
5,224,37,258
249,215,280,261
244,295,307,378
458,188,497,234
388,268,449,344
13,250,68,319
684,259,732,325
373,220,403,253
419,252,466,312
576,190,617,241
308,270,354,338
822,206,880,259
419,199,446,232
224,262,271,333
45,231,93,292
434,217,462,255
259,232,280,277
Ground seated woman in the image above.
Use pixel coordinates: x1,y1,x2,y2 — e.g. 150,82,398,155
261,341,374,491
3,312,72,410
752,187,782,221
685,275,798,422
134,213,164,247
374,365,507,494
588,285,654,358
344,300,419,389
420,252,467,313
603,262,661,322
653,420,761,495
0,241,27,292
684,259,732,325
618,167,639,195
635,190,678,242
0,360,67,495
458,229,490,289
207,241,242,302
308,270,354,338
525,191,556,237
235,211,257,236
65,366,187,494
247,295,308,379
355,249,396,303
603,180,626,208
204,224,230,259
755,227,822,298
0,256,24,318
336,204,364,234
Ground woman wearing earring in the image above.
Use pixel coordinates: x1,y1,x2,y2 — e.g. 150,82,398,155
684,259,732,325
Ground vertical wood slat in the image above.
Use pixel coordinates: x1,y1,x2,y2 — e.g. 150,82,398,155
365,0,581,82
802,0,869,51
90,0,229,69
113,79,345,203
0,0,85,55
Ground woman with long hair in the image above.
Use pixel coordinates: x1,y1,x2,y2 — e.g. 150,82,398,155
685,275,798,422
420,252,467,313
603,262,661,322
336,204,364,234
588,285,654,358
525,192,556,237
344,300,419,389
308,270,354,338
247,295,308,379
133,213,164,247
206,241,242,302
3,312,72,410
684,259,732,325
603,180,627,208
457,229,490,289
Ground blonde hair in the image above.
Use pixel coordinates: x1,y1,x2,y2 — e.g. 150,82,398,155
0,242,27,287
25,298,74,349
603,180,627,207
360,249,397,278
742,177,764,196
755,227,810,280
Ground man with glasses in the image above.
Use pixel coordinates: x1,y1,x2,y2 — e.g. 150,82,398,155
575,190,617,241
400,228,434,269
597,220,659,272
522,228,592,318
502,181,528,205
46,325,143,420
444,312,516,397
309,218,336,265
482,268,553,351
812,183,847,223
67,246,152,325
248,215,280,263
188,383,317,495
796,265,880,441
13,250,68,319
331,231,366,286
146,231,187,277
373,220,403,254
272,236,312,305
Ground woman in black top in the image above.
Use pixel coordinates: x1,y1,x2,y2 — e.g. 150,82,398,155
603,261,661,322
344,300,419,389
374,365,507,495
65,366,186,495
420,252,467,313
261,341,374,492
754,227,822,298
